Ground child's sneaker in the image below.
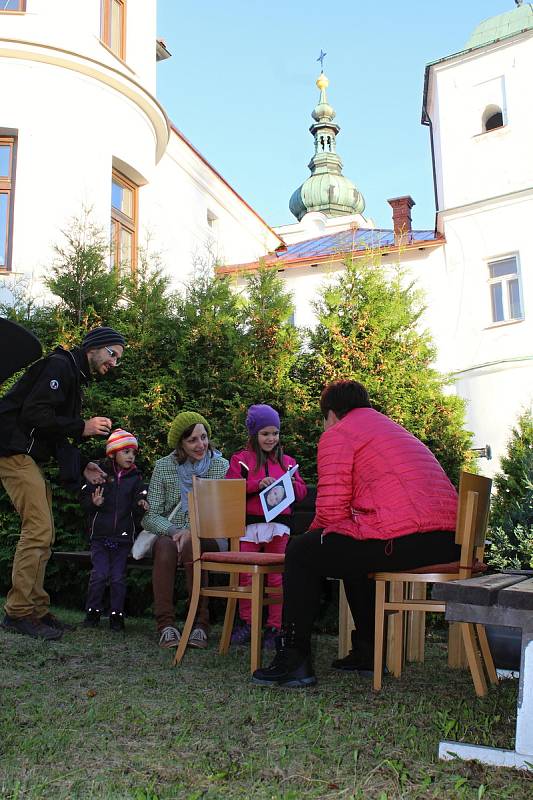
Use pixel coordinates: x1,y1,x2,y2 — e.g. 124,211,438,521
83,608,101,628
263,626,279,649
109,611,125,633
231,623,251,645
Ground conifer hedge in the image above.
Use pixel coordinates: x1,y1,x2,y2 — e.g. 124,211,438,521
0,225,473,611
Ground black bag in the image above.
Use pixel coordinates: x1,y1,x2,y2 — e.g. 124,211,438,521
56,442,82,492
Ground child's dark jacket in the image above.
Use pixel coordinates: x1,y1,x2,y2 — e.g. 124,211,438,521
80,459,146,544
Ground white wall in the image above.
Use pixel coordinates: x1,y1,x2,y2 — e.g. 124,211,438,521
0,1,279,296
427,32,533,213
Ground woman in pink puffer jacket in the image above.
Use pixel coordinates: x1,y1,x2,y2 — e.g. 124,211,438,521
252,380,460,689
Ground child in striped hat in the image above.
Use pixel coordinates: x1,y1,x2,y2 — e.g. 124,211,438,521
80,428,148,632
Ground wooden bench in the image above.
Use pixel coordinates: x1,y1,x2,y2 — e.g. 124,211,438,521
434,571,533,771
52,488,318,570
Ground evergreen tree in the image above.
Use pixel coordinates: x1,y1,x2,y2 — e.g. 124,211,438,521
44,210,122,330
486,410,533,570
236,267,318,472
298,253,471,482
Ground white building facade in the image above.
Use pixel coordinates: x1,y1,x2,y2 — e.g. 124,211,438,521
423,3,533,473
0,0,281,297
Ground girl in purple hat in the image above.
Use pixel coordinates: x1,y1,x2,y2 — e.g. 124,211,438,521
225,404,307,648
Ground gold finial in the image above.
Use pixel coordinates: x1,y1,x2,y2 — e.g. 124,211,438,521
316,73,329,91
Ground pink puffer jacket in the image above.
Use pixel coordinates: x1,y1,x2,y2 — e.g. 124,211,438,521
310,408,457,540
226,448,307,518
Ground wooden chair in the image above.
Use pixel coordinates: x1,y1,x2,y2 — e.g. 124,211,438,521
372,471,498,696
173,476,285,673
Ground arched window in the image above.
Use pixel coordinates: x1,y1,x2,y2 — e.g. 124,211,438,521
482,104,504,133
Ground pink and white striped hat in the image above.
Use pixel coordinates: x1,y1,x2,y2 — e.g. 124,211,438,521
105,428,138,456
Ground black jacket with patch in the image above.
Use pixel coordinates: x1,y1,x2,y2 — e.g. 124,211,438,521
79,459,146,544
0,346,90,463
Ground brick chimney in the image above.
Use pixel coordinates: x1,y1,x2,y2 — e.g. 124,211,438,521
387,196,415,244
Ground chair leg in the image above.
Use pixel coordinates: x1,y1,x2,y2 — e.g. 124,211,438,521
373,580,386,691
219,573,239,655
391,611,404,678
387,581,405,677
174,567,202,666
475,623,499,686
406,583,426,663
461,622,488,697
338,581,355,658
448,622,467,669
250,572,264,674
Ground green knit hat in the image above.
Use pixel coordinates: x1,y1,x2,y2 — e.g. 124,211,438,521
168,411,211,450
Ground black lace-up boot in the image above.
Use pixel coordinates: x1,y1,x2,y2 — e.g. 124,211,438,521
331,632,376,676
252,624,316,688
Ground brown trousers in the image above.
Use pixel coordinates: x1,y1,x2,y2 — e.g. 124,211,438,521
152,533,219,632
0,454,55,619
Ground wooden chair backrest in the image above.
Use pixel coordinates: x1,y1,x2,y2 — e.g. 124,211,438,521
455,472,492,576
189,477,246,552
455,471,492,547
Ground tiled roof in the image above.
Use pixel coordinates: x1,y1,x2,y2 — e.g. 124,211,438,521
274,228,440,262
217,227,443,275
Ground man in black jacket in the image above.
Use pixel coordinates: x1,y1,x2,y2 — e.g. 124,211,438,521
0,326,125,640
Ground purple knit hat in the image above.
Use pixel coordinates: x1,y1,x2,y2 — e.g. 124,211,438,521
245,404,280,435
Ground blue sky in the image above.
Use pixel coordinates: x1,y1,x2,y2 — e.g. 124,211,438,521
156,1,511,231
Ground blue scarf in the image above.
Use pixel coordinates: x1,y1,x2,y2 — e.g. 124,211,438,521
176,450,222,513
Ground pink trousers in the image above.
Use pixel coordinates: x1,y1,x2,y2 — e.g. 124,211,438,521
238,534,289,630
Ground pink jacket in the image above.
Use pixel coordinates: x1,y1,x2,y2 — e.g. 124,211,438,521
226,447,307,519
311,408,457,541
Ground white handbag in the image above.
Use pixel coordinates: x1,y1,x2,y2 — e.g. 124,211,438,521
131,501,182,560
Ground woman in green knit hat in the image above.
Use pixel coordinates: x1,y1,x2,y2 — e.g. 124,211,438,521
142,411,229,649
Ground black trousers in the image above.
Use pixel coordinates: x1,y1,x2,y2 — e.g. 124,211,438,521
283,529,460,648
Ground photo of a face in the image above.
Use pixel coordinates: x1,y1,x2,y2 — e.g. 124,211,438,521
265,484,286,509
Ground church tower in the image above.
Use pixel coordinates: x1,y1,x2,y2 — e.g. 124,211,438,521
289,71,365,221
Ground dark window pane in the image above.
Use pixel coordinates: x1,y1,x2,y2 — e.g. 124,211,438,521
508,279,522,320
0,145,10,178
485,112,503,131
0,193,8,267
490,282,504,322
489,257,516,279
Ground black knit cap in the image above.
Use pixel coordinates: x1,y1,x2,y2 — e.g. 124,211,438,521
81,326,126,351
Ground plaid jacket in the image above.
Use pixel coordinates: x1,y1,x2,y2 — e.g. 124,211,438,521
142,452,229,536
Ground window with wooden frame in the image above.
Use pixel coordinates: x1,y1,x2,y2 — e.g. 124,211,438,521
100,0,126,60
0,135,16,271
111,170,137,274
0,1,26,11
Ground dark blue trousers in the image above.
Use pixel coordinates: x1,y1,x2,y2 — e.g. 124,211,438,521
86,541,130,613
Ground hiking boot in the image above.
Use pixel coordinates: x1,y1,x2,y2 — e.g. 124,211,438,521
231,623,251,645
109,611,125,633
83,608,101,628
263,626,279,650
252,626,316,688
159,625,181,649
188,626,208,649
331,639,375,676
40,612,76,632
1,613,63,641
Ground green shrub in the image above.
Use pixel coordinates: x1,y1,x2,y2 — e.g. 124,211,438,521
486,410,533,570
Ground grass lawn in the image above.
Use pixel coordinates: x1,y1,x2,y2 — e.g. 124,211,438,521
1,604,532,800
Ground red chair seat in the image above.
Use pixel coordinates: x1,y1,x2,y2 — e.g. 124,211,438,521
201,551,285,566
